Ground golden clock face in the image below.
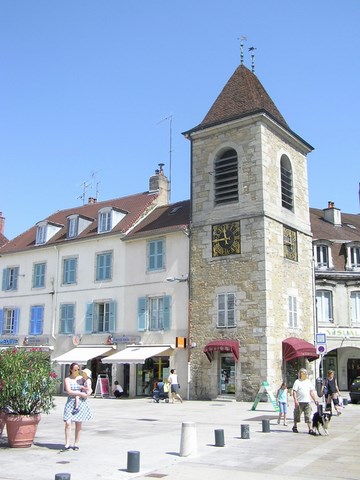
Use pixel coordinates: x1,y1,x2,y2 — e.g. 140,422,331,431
212,221,241,257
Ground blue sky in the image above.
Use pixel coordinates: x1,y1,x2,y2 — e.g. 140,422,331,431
1,1,359,240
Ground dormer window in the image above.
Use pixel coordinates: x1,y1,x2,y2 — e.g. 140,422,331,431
36,224,47,245
313,241,333,270
99,209,112,233
35,221,62,245
67,216,79,238
98,207,126,234
346,243,360,270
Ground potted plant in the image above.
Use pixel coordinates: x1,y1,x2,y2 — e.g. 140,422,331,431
0,347,58,447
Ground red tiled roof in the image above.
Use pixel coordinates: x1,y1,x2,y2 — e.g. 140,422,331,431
0,191,160,253
126,200,190,239
310,208,360,272
184,64,289,134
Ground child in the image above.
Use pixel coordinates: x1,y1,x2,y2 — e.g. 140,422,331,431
113,380,124,398
72,368,92,414
276,382,288,426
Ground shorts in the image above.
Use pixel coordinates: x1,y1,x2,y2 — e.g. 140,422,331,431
279,402,287,414
171,384,179,394
294,402,312,423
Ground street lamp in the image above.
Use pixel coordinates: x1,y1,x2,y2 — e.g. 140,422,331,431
165,275,188,283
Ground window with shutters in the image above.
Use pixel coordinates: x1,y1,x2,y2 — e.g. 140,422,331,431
2,267,19,291
147,239,165,271
288,296,298,328
33,263,46,289
30,305,44,335
62,257,77,285
0,307,19,334
217,293,236,328
96,252,112,281
85,301,116,333
214,149,239,205
60,304,75,334
137,296,171,331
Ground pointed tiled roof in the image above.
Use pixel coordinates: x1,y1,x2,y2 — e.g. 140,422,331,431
184,64,289,134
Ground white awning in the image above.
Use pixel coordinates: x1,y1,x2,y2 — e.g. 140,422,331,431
103,345,173,364
53,346,116,365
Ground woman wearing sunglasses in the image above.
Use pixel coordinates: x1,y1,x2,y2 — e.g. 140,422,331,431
62,363,92,451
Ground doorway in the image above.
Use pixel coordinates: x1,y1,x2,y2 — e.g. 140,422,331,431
220,356,235,395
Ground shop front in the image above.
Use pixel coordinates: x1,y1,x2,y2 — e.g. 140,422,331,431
104,344,174,397
204,339,239,396
282,337,318,388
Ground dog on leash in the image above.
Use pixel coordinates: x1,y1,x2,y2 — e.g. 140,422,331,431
312,411,332,435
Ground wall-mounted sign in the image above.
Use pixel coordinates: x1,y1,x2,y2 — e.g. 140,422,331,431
111,335,141,344
0,338,18,346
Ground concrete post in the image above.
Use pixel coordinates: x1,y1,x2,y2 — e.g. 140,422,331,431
55,474,71,480
241,424,250,439
179,422,197,457
262,419,270,433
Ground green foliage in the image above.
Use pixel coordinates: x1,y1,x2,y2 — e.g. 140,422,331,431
0,348,59,415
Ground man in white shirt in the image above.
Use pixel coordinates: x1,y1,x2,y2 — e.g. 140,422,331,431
292,368,319,435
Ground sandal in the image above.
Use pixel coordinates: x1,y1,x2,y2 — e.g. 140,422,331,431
60,446,71,452
73,446,79,451
309,430,317,436
292,426,298,433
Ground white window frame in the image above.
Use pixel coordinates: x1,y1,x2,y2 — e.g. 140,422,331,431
98,209,112,233
288,296,298,328
351,291,360,324
347,245,360,270
217,293,236,328
316,290,333,323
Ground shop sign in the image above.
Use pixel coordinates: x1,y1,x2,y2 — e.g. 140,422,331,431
111,335,141,344
0,338,18,345
23,336,50,346
321,328,360,338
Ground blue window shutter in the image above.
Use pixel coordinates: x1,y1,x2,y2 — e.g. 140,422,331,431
109,301,116,332
13,308,19,334
30,306,43,335
163,295,171,331
0,309,3,333
13,267,19,290
2,269,7,290
137,297,147,331
85,303,94,333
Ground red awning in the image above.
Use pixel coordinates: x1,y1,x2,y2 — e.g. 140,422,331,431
204,339,239,362
282,337,318,363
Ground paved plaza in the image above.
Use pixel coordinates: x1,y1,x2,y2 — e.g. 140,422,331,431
0,393,359,480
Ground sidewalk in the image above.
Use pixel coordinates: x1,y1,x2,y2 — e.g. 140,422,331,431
1,394,359,480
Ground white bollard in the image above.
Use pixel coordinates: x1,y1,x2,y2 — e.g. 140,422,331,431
179,422,197,457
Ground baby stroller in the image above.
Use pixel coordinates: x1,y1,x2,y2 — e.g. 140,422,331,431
153,381,169,403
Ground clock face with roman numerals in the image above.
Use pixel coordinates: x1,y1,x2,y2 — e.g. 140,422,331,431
212,221,241,257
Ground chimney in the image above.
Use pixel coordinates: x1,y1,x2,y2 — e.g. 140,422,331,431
149,164,169,206
323,201,342,226
0,211,5,235
88,197,97,204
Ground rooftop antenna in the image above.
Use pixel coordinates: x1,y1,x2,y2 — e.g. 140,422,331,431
158,114,173,202
238,36,247,65
95,181,101,201
77,181,90,205
248,46,257,73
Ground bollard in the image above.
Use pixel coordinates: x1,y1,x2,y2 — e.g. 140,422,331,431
55,474,71,480
127,451,140,473
214,428,225,447
262,419,270,433
241,424,250,439
179,422,197,457
343,398,348,406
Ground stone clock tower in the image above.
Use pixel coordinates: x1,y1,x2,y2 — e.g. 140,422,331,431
183,63,315,401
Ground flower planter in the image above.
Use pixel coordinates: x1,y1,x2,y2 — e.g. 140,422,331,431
0,411,6,435
5,414,41,448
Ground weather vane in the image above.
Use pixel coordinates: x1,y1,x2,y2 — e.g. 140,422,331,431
249,46,257,73
237,36,247,65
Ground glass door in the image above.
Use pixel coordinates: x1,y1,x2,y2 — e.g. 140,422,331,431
220,356,235,395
